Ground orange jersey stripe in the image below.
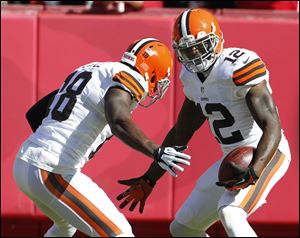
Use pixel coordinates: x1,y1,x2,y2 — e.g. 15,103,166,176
41,169,61,197
41,170,122,237
120,71,144,96
233,58,262,78
246,154,285,214
41,170,110,236
53,173,122,236
113,74,142,101
113,71,145,101
234,67,266,86
233,58,267,86
239,150,285,214
238,151,281,211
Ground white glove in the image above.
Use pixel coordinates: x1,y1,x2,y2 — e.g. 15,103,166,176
153,147,191,177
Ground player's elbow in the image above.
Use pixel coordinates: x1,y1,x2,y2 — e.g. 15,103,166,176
263,119,282,144
109,116,132,136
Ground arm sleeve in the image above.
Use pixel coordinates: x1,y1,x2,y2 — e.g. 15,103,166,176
26,89,59,132
112,71,146,103
232,50,270,98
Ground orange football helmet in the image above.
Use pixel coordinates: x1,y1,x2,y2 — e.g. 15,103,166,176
121,38,173,107
173,8,224,73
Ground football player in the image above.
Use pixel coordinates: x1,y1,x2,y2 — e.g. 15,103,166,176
13,38,191,237
117,9,291,237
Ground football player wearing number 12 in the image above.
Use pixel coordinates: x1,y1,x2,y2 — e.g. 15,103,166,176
13,38,191,237
117,9,291,237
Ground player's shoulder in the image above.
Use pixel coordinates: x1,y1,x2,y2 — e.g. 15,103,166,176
75,61,103,71
220,48,262,66
111,62,148,102
220,48,267,86
113,62,146,87
223,47,259,58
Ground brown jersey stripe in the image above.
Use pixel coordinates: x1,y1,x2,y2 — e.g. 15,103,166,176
246,153,285,214
53,173,122,236
233,63,265,81
113,75,142,101
41,170,122,237
234,70,267,86
238,150,282,211
113,71,144,101
41,169,62,197
121,71,145,94
239,150,285,214
42,173,111,237
40,170,110,237
233,58,261,76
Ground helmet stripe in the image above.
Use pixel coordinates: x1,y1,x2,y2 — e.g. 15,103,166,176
178,12,183,38
186,9,191,35
128,38,159,56
180,9,191,37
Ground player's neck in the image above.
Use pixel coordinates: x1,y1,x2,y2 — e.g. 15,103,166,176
197,67,213,83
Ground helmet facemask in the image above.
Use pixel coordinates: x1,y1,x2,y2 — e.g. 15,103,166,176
173,33,220,73
140,73,170,108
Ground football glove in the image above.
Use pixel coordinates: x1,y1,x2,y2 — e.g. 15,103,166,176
116,174,155,214
153,146,191,177
173,145,188,152
216,165,259,191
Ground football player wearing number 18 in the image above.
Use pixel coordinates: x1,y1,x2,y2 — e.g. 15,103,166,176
13,38,191,237
117,9,291,237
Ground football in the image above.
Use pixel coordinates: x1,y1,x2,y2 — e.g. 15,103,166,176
218,146,255,182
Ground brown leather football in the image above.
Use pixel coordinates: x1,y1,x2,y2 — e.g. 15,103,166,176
218,146,255,182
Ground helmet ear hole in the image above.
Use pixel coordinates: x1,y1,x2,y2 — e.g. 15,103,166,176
150,75,155,83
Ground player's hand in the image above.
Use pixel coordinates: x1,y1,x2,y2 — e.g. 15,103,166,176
216,166,259,191
116,175,155,214
173,145,188,152
153,146,191,177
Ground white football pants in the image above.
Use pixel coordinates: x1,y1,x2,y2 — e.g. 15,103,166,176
171,144,291,237
13,158,134,237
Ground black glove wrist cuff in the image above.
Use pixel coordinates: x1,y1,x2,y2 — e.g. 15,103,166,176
142,174,156,187
153,147,162,162
249,165,259,182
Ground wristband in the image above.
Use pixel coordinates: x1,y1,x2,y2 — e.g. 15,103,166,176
248,165,259,182
153,147,162,161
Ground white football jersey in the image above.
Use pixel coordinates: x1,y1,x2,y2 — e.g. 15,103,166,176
23,62,148,174
180,47,288,154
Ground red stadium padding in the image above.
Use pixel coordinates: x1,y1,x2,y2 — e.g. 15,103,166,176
1,13,38,216
1,7,299,237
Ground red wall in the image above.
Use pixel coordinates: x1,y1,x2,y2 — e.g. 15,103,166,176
1,7,299,237
1,13,37,216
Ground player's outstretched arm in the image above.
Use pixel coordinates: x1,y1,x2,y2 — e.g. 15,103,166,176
140,97,207,184
104,87,191,177
116,96,208,212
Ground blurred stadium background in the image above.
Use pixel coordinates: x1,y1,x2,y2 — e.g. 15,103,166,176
1,1,299,237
